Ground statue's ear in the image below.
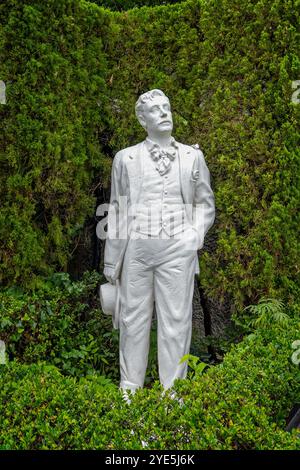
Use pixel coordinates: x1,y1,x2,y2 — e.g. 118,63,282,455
137,113,147,130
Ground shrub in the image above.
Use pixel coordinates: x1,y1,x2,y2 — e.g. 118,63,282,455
0,316,299,450
105,0,300,311
0,271,119,379
1,0,299,313
0,0,112,287
91,0,184,10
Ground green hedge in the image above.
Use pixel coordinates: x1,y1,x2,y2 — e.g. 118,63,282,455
91,0,184,10
0,0,112,287
1,0,299,312
0,270,161,383
1,317,299,449
0,271,120,379
105,0,300,310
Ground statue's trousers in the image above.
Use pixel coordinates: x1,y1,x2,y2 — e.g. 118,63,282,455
119,228,198,391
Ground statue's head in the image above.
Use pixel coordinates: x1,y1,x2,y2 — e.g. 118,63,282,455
135,89,173,136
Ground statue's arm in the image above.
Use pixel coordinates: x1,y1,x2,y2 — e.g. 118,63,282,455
192,149,215,249
104,151,127,283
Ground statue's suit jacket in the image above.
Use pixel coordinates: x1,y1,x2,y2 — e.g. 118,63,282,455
104,140,215,280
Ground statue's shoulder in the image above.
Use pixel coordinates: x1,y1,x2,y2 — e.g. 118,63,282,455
113,142,142,165
178,142,204,158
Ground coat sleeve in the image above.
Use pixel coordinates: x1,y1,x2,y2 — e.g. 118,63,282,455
104,151,129,279
192,149,215,249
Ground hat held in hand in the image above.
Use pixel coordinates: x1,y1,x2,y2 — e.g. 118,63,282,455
99,282,117,316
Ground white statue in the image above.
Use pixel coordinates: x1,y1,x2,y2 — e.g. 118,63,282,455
102,89,215,393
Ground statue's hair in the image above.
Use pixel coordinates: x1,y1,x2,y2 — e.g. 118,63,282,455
135,89,169,122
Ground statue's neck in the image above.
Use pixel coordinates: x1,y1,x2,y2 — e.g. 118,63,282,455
146,133,172,149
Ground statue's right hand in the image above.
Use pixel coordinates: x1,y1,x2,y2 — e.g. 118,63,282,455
103,266,117,285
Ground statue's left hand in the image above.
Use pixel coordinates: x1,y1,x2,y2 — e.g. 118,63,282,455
104,266,117,285
185,226,203,251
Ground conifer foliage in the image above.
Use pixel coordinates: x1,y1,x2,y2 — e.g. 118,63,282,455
0,0,299,311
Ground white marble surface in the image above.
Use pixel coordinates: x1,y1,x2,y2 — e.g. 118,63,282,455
103,89,215,392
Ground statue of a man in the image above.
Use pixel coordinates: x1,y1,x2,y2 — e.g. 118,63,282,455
104,89,215,393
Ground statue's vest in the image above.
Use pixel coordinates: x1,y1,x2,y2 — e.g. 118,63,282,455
133,147,189,237
104,140,215,279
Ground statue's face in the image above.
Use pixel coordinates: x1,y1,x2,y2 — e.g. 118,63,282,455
141,96,173,134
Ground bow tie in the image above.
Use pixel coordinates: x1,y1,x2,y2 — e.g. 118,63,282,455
147,139,178,176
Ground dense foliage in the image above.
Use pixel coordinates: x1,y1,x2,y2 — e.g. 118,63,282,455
1,314,299,449
0,0,299,450
0,271,120,379
0,270,162,383
91,0,184,10
0,0,112,288
105,0,300,311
